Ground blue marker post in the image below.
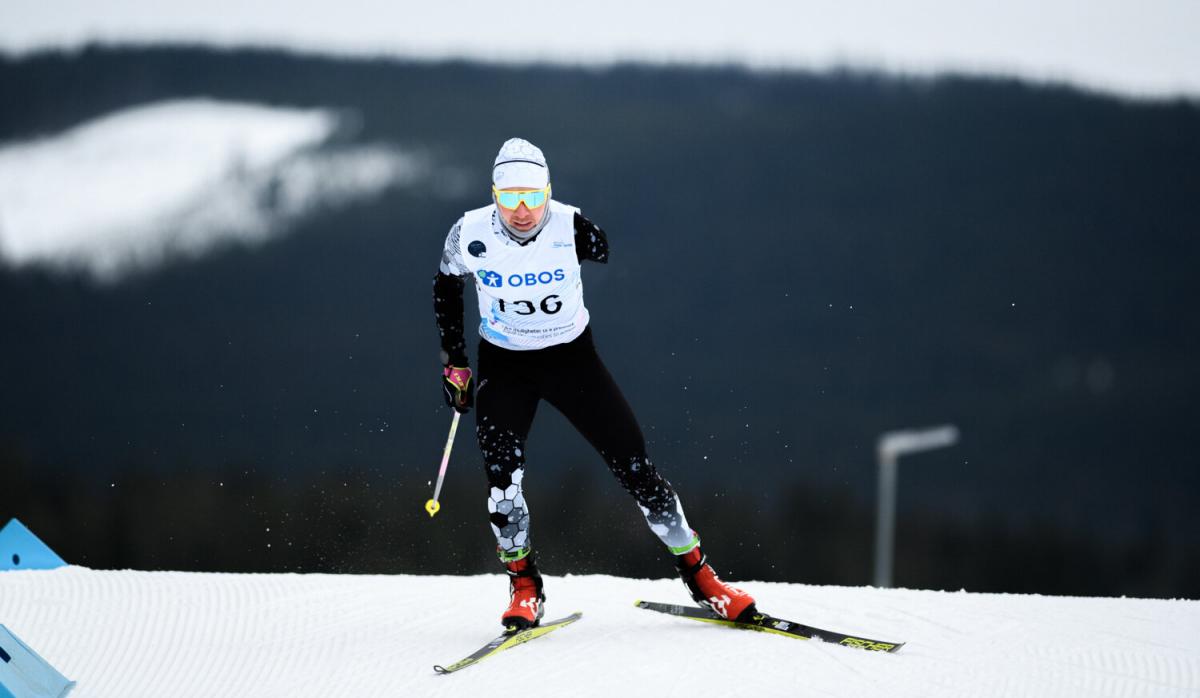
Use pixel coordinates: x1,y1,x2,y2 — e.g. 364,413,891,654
0,626,75,698
0,520,74,696
0,520,67,572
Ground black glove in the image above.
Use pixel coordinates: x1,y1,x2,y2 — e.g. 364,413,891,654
442,364,474,413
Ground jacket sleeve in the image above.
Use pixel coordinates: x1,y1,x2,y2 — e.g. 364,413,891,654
434,218,470,366
574,212,609,264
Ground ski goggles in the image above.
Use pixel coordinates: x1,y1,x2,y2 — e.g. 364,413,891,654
492,185,550,210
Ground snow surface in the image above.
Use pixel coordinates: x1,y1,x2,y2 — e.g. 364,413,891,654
1,567,1197,697
2,1,1199,99
0,99,424,281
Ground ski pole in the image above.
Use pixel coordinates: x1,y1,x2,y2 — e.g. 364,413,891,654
425,411,461,517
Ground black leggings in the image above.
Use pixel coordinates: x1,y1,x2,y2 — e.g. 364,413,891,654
475,327,696,561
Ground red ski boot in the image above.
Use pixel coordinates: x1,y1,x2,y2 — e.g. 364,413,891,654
501,554,545,631
676,546,757,622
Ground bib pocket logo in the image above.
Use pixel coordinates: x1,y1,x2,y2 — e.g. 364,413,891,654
479,270,503,287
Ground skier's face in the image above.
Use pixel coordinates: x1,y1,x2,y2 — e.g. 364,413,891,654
496,187,547,233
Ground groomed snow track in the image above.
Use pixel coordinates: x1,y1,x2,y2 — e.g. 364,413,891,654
1,567,1197,697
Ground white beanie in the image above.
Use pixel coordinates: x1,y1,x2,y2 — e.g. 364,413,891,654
492,138,549,189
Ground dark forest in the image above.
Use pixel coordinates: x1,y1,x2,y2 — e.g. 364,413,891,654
2,46,1198,598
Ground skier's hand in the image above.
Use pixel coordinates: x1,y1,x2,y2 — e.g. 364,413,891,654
442,364,474,413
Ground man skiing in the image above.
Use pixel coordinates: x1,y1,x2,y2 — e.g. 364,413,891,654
433,138,756,630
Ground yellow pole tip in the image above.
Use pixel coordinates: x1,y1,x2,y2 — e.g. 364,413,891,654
425,499,441,517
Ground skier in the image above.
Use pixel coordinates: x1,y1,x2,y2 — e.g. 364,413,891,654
433,138,756,630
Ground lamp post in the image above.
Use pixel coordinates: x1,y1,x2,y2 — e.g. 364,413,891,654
874,424,959,588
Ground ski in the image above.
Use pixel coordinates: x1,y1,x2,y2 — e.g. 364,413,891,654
635,600,903,653
434,612,583,674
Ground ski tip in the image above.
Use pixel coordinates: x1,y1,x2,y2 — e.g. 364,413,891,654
433,665,449,674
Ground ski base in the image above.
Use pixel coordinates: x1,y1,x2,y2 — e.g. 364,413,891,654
434,612,582,674
635,600,903,653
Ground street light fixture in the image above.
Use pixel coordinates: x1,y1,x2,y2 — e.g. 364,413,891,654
874,424,959,588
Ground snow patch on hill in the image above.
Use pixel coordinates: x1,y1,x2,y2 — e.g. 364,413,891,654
0,99,423,281
0,567,1197,697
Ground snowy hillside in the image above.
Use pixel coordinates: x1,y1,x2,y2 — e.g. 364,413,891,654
1,568,1197,697
0,99,422,281
3,0,1199,98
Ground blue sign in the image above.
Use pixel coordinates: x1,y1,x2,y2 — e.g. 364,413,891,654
0,624,76,698
0,519,67,571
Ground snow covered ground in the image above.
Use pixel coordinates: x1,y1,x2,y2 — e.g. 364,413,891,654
1,567,1197,697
